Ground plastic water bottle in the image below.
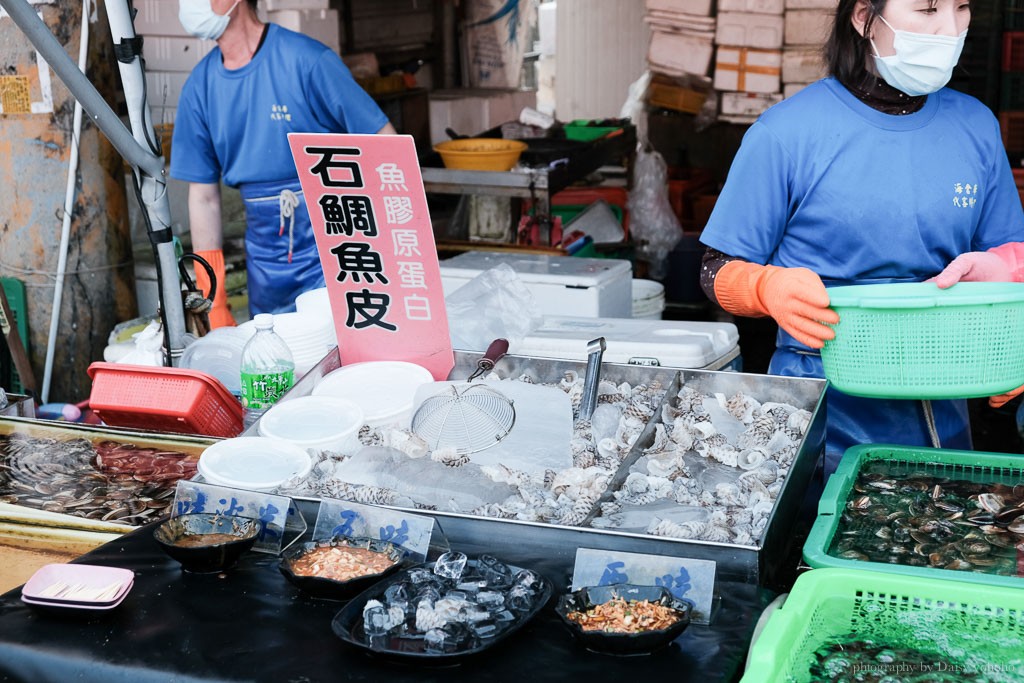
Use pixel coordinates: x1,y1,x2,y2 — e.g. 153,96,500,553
240,314,295,429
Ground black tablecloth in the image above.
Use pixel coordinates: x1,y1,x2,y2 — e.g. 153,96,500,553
0,524,773,683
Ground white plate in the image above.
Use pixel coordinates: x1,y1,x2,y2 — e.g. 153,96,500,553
311,361,434,427
198,436,312,491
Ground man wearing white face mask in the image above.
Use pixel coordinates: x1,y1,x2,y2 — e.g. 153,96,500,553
170,0,396,324
696,0,1024,476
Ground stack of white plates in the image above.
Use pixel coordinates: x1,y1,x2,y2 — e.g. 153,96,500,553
239,310,335,376
294,287,338,347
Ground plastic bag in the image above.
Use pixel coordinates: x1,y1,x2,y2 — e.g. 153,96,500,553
445,263,544,351
627,147,684,279
619,71,652,146
117,319,165,366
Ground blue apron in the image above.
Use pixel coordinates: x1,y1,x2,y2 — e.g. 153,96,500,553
770,328,972,475
239,179,326,316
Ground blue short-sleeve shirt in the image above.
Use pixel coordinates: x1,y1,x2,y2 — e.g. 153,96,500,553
170,23,389,188
701,78,1024,285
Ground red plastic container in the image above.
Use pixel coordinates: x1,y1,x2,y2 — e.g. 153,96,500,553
87,362,243,438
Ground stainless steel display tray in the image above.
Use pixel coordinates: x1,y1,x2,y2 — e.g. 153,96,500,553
276,349,826,587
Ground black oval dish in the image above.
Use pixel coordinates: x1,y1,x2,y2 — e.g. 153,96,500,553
555,584,692,655
153,513,261,574
279,537,405,601
331,559,553,664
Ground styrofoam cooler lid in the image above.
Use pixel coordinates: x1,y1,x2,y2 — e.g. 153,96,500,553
295,287,330,314
503,315,740,369
440,251,632,288
311,361,434,426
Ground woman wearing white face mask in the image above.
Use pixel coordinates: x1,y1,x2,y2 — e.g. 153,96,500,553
696,0,1024,476
170,0,397,324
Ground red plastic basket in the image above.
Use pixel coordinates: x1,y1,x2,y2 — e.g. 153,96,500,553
87,362,243,438
1003,31,1024,71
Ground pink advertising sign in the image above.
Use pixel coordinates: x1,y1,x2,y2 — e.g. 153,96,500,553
287,133,454,380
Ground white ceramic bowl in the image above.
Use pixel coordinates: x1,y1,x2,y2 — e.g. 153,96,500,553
198,436,312,492
258,396,364,455
311,361,434,428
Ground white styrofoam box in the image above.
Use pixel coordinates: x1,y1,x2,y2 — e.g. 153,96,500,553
538,1,557,56
720,90,784,116
267,8,340,53
440,251,633,319
145,71,190,109
143,36,216,72
648,30,714,77
782,47,827,83
714,46,781,93
718,0,785,15
715,11,785,49
264,0,329,9
428,89,537,144
506,316,740,370
646,0,713,17
645,11,716,31
784,82,812,98
785,9,833,46
785,0,837,8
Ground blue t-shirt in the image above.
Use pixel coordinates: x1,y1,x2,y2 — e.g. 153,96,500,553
701,78,1024,285
170,24,389,188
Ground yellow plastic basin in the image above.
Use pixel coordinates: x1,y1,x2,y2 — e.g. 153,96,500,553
433,138,528,171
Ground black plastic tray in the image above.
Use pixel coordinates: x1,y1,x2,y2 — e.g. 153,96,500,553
331,559,553,663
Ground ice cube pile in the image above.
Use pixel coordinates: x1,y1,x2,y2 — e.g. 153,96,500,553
360,551,548,654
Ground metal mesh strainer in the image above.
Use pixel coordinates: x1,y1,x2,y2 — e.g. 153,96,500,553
411,384,516,455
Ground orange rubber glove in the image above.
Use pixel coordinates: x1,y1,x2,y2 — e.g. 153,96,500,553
714,261,839,349
193,248,236,329
989,384,1024,409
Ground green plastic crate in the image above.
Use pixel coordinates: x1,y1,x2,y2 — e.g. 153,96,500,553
804,444,1024,589
741,568,1024,682
820,282,1024,399
0,278,28,394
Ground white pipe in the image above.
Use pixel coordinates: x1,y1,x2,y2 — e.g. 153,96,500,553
41,0,90,404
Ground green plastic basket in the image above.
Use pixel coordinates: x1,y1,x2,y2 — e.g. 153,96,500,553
741,568,1024,682
564,119,621,141
821,282,1024,399
804,444,1024,589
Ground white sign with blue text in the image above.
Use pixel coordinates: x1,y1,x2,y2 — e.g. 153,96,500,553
571,548,716,624
314,498,435,561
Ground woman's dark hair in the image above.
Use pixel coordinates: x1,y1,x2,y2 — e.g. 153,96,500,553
824,0,887,86
247,0,258,10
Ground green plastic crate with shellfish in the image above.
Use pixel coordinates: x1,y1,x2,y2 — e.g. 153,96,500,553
804,444,1024,589
820,282,1024,400
741,568,1024,682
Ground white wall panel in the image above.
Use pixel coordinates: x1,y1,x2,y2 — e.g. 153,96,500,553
555,0,648,120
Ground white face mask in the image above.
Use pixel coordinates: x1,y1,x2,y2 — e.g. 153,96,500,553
179,0,240,41
871,15,967,96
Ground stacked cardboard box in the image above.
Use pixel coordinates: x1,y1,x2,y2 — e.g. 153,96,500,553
714,0,784,123
782,0,831,98
643,0,715,114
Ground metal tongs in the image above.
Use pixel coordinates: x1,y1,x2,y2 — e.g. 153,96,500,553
468,339,510,381
578,337,607,422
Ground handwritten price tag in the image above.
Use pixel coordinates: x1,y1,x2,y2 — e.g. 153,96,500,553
571,548,717,624
314,498,434,561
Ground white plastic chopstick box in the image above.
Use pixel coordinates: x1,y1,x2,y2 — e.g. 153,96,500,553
440,251,633,319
